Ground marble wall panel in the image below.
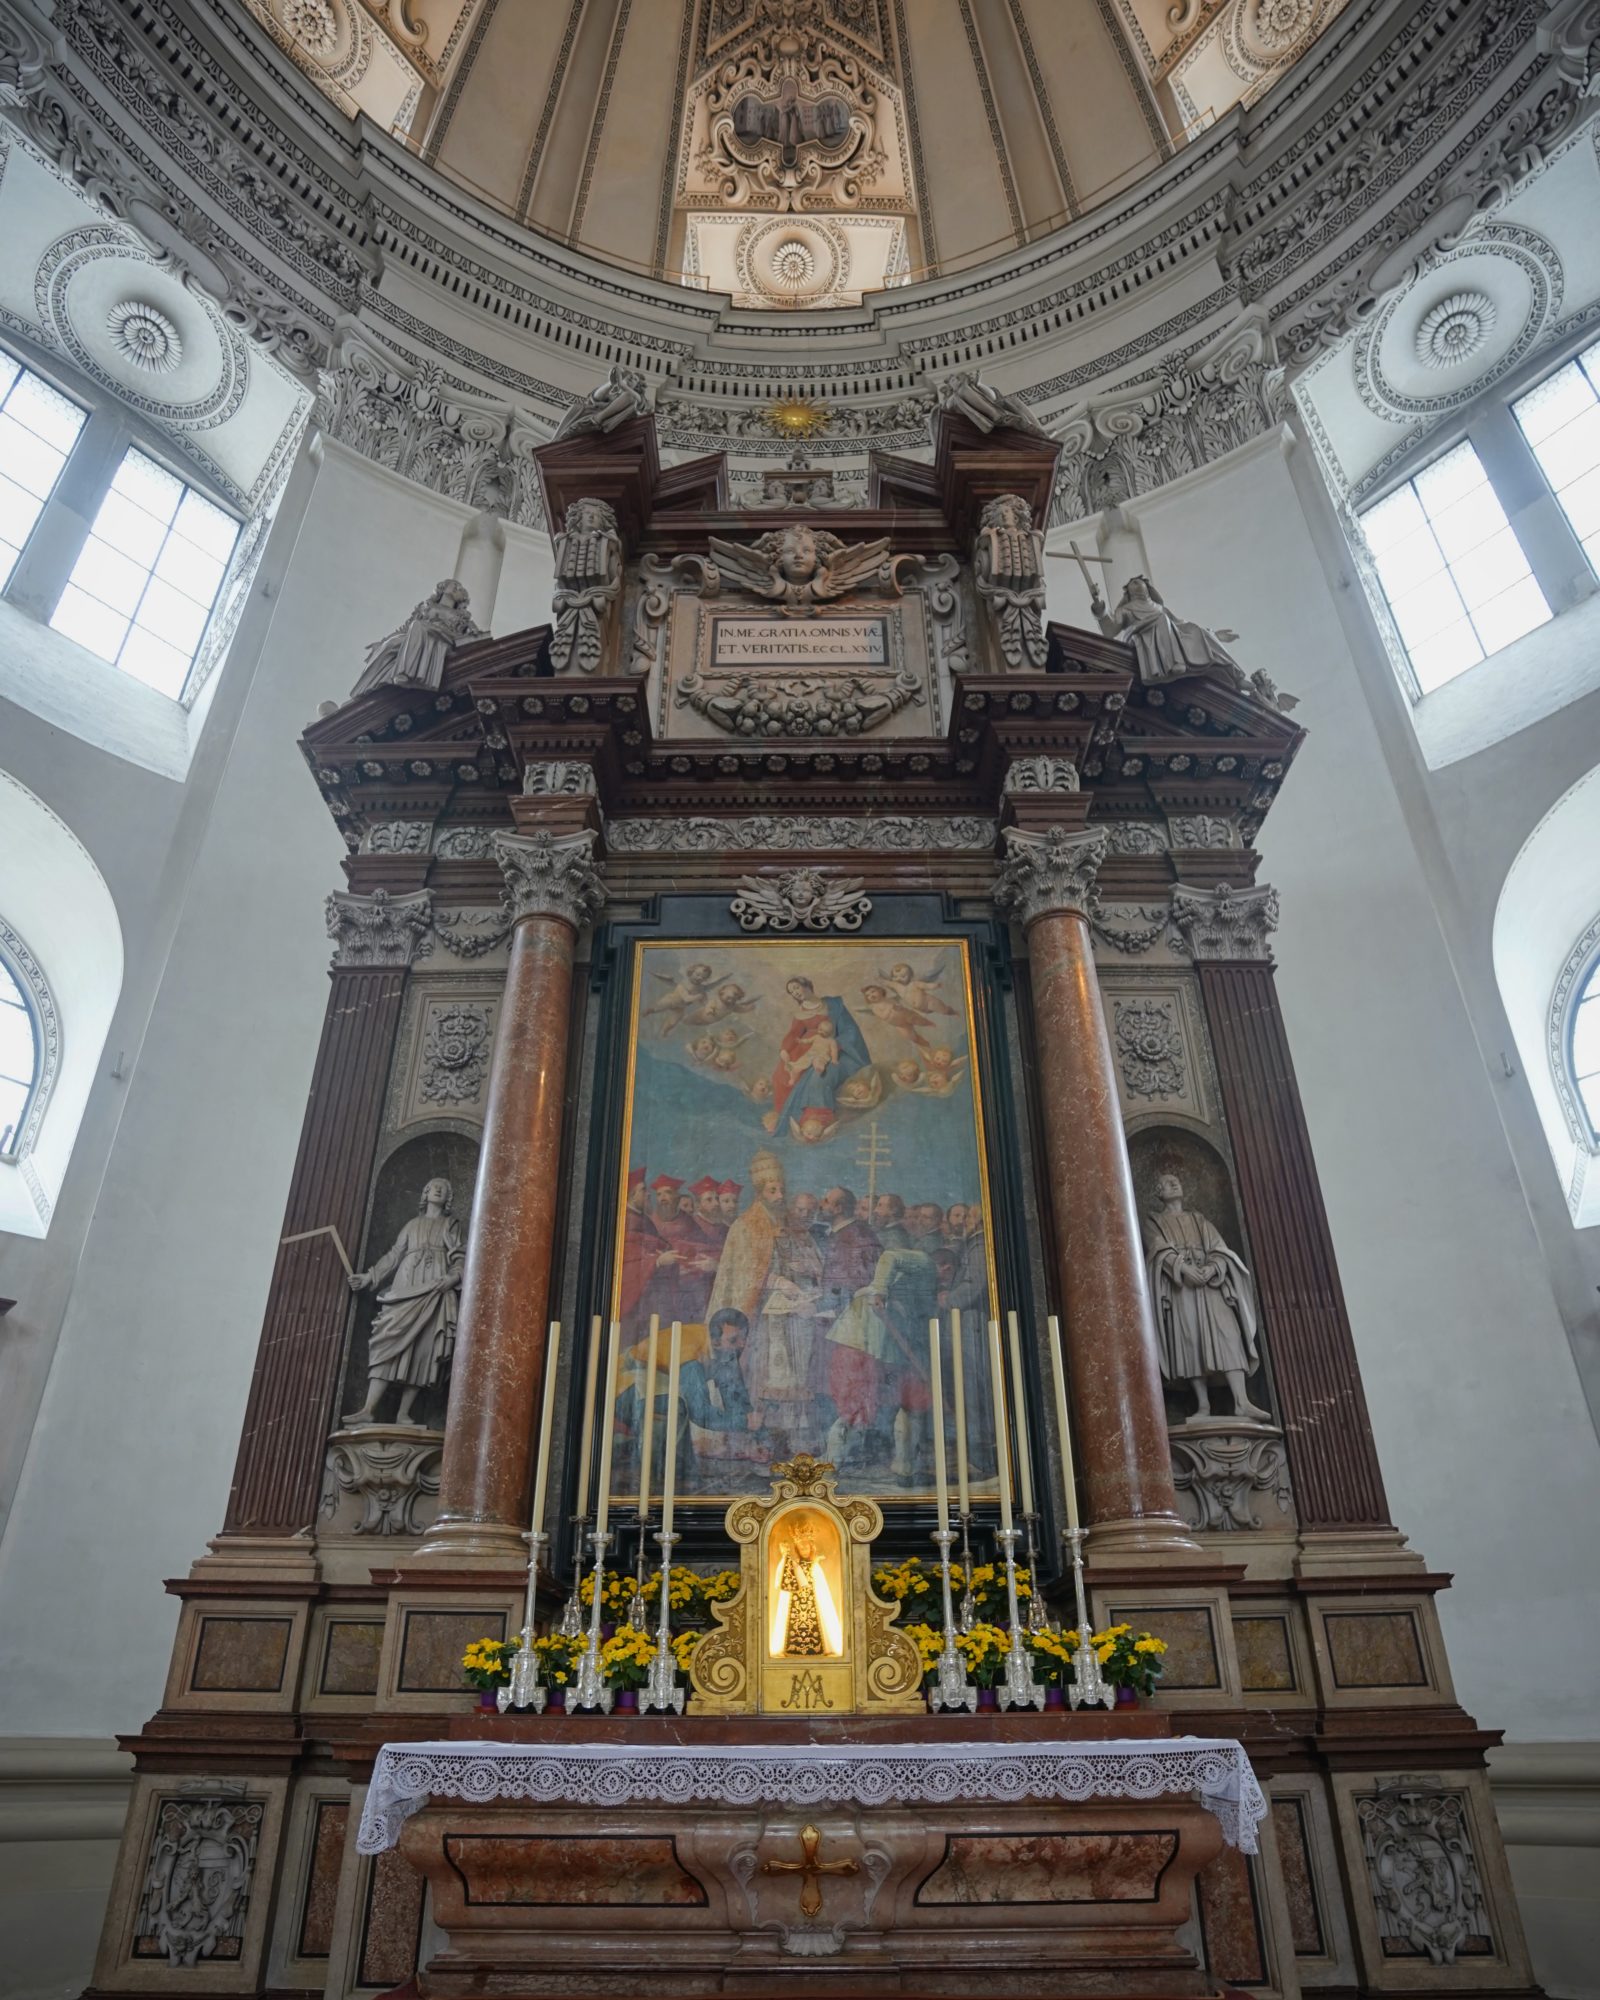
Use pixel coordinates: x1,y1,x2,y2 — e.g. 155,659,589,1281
318,1616,385,1697
1271,1796,1325,1958
358,1848,426,1990
397,1609,507,1694
190,1616,292,1694
916,1830,1179,1905
445,1834,708,1907
1234,1613,1297,1693
1323,1611,1427,1689
1306,1593,1454,1710
297,1799,348,1958
1266,1775,1357,1988
1106,1603,1221,1690
1195,1845,1268,1984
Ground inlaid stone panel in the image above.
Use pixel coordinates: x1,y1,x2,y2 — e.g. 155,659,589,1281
1325,1610,1427,1689
296,1799,349,1959
916,1831,1179,1904
445,1835,708,1907
191,1616,292,1693
1195,1845,1267,1984
398,1610,506,1693
358,1848,425,1989
320,1618,384,1696
1271,1796,1326,1957
1107,1604,1221,1689
1234,1613,1296,1693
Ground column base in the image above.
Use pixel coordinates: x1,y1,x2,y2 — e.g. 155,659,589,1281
411,1515,533,1568
188,1532,322,1584
1294,1524,1424,1578
1082,1512,1205,1565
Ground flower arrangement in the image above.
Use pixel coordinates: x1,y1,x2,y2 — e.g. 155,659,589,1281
579,1566,741,1622
902,1621,944,1685
1091,1624,1168,1697
598,1622,657,1692
670,1628,703,1688
460,1636,517,1691
872,1557,1032,1624
1025,1625,1079,1689
577,1569,637,1614
531,1632,581,1689
699,1567,742,1609
955,1622,1011,1689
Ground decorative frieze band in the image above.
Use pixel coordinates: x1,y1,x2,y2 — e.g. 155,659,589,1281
603,815,999,854
1171,884,1280,964
492,829,606,930
325,888,434,968
994,825,1108,928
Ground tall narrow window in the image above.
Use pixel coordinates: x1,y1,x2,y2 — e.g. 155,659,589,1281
0,352,87,593
1359,441,1550,693
1514,336,1600,580
0,951,40,1158
1571,952,1600,1144
51,447,240,698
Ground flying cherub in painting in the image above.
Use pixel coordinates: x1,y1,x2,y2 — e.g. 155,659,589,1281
905,1047,968,1096
712,1027,752,1072
644,963,726,1036
859,983,934,1054
682,980,760,1028
881,961,959,1017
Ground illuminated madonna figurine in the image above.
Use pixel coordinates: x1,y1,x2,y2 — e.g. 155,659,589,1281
770,1512,844,1658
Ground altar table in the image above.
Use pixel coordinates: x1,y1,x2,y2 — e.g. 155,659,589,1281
360,1729,1268,1998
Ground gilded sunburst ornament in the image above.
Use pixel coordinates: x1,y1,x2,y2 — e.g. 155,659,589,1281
766,396,830,440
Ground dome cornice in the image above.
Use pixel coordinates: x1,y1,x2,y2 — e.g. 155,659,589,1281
3,0,1593,518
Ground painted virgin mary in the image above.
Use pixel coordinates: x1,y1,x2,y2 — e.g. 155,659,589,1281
763,977,874,1144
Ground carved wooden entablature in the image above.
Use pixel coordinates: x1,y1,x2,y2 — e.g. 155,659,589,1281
298,408,1303,919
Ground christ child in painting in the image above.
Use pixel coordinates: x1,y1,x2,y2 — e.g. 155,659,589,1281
764,976,872,1141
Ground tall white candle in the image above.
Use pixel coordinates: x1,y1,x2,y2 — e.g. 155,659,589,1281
592,1320,622,1542
1047,1315,1080,1533
950,1307,971,1517
574,1315,602,1518
928,1318,949,1536
636,1314,660,1518
1006,1310,1036,1517
529,1321,561,1543
660,1320,684,1539
987,1318,1014,1532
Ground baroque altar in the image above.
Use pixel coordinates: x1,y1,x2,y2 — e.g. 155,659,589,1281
84,400,1537,2000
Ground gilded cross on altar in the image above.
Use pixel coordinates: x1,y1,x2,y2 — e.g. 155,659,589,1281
761,1825,859,1919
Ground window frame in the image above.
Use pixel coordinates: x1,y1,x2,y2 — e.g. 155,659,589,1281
1563,938,1600,1150
0,333,246,708
0,351,90,598
0,918,58,1167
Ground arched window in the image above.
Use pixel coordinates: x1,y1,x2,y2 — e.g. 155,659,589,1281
0,941,42,1158
1567,944,1600,1144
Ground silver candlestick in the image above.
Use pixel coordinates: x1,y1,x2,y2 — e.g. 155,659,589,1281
1063,1525,1115,1711
570,1526,615,1714
996,1525,1045,1710
1020,1512,1052,1634
499,1528,549,1714
558,1515,588,1639
642,1527,685,1714
927,1526,977,1713
956,1509,976,1633
625,1514,650,1633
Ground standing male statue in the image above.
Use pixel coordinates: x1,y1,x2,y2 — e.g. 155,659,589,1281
343,1177,464,1427
1142,1171,1269,1422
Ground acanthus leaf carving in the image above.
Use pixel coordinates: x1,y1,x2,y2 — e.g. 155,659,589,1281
492,828,606,929
419,1001,492,1104
993,825,1107,928
1170,883,1280,962
325,887,433,968
1114,996,1187,1099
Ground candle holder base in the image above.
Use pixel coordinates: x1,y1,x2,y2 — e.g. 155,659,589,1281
498,1640,548,1716
571,1526,615,1718
1063,1525,1116,1712
642,1526,684,1714
928,1527,978,1712
998,1643,1045,1712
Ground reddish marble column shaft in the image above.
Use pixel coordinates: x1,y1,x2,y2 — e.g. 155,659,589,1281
1026,905,1196,1556
428,914,578,1556
1195,959,1391,1529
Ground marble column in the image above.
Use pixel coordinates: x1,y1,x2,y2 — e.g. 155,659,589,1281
418,828,605,1564
1173,884,1392,1534
997,827,1199,1561
224,889,432,1539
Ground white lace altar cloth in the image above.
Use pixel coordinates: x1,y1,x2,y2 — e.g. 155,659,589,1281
357,1737,1267,1857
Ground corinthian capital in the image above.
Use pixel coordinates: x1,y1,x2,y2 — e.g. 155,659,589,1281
325,888,434,969
994,826,1108,928
493,829,606,930
1171,883,1280,963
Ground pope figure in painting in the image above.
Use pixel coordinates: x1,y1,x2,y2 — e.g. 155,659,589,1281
764,977,874,1144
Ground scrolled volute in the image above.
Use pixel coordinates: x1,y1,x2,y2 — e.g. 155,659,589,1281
492,829,606,930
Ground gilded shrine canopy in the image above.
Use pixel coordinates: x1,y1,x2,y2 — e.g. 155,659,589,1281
357,1737,1268,1855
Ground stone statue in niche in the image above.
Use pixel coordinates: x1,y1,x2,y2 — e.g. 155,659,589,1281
343,1177,464,1426
351,579,485,697
1142,1171,1270,1422
552,363,652,440
973,493,1048,670
1090,574,1247,693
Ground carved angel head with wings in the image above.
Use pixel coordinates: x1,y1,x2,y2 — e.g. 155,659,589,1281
707,524,891,613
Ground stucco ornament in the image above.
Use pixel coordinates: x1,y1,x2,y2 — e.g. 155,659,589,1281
552,363,652,440
420,1002,492,1105
1170,883,1280,963
1414,289,1497,369
1004,756,1079,795
280,0,338,53
1358,1784,1490,1966
706,524,893,614
676,666,921,738
936,370,1050,438
1114,998,1186,1099
993,825,1108,927
1169,1426,1291,1532
352,581,484,698
550,498,623,675
323,1429,443,1535
522,761,597,797
729,868,872,933
973,494,1048,670
492,828,606,929
136,1797,261,1969
105,297,181,373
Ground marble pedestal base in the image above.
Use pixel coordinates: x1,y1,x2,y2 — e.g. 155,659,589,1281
397,1794,1226,1997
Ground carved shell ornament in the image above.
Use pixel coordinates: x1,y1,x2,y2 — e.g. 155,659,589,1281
1415,291,1497,370
105,299,182,375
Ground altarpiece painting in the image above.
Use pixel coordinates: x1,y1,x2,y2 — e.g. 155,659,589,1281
607,938,999,1506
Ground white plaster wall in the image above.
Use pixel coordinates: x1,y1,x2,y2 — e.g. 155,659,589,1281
1049,434,1600,1740
0,444,492,1735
